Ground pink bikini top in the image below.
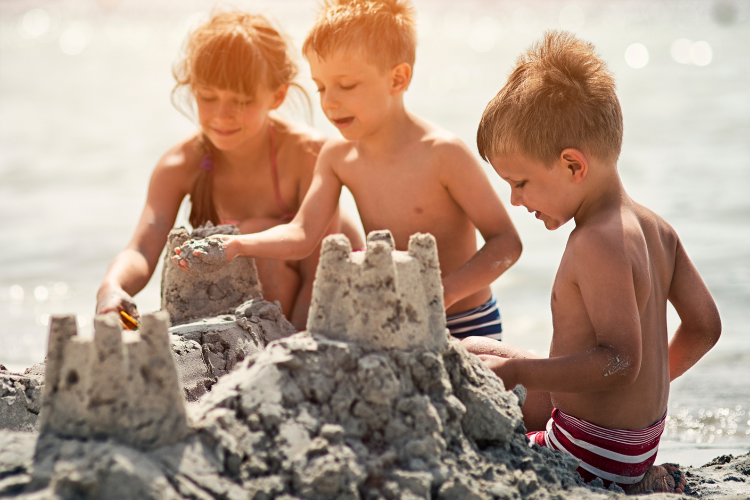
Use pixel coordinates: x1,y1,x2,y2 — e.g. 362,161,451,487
201,121,294,225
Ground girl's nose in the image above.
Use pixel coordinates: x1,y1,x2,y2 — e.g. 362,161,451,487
217,99,237,120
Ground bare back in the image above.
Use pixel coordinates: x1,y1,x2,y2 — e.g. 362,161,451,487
551,199,678,429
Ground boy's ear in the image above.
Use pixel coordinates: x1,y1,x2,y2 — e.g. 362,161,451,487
560,148,588,184
390,63,412,95
270,84,290,110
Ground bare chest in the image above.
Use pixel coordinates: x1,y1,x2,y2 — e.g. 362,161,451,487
338,159,463,235
211,161,297,220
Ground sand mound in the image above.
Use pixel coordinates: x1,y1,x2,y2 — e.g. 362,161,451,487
0,230,724,499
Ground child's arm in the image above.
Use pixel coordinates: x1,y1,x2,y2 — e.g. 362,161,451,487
487,231,645,393
184,143,344,264
98,146,193,317
667,240,721,381
437,141,522,308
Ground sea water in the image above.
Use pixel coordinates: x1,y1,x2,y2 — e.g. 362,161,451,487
1,0,748,466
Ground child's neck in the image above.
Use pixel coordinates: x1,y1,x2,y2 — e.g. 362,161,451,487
216,118,273,172
356,101,417,158
573,163,628,226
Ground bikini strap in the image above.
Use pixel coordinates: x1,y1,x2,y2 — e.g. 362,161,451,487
200,153,214,171
269,121,294,221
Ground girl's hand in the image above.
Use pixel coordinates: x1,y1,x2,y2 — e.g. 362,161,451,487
96,286,140,322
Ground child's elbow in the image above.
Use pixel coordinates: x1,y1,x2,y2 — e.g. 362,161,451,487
707,313,722,348
503,232,523,266
603,352,641,387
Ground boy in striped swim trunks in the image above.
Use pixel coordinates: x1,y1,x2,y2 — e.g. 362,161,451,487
175,0,522,337
464,31,721,493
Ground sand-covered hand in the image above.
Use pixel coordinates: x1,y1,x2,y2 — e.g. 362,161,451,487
175,237,228,274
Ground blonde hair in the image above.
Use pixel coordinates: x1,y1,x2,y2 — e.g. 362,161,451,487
171,11,306,228
302,0,417,72
477,31,623,166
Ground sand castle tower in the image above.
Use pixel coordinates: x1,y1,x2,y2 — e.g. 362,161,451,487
161,223,262,325
307,230,448,351
38,311,188,450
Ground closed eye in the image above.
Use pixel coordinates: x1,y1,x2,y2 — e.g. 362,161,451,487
340,84,357,90
514,181,527,188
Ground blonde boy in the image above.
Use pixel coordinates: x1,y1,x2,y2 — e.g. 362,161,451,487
176,0,522,335
464,31,721,493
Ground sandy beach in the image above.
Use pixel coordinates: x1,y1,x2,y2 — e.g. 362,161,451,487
1,0,748,482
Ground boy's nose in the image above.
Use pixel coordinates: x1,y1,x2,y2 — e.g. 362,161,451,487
321,91,338,111
510,190,523,207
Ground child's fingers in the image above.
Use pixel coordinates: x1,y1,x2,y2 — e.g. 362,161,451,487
171,256,193,274
174,247,182,256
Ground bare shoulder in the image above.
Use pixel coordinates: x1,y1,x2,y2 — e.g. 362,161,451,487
415,118,482,183
418,118,474,159
152,133,203,187
156,133,202,171
318,135,356,169
633,201,680,250
568,219,628,263
272,116,327,170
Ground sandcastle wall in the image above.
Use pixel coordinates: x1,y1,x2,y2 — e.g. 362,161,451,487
38,311,188,450
161,224,262,326
307,230,448,351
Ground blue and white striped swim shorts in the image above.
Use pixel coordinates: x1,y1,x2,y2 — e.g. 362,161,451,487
446,295,502,341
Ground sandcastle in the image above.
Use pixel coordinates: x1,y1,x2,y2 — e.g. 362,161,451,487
0,223,294,431
161,223,262,326
2,230,732,499
307,230,447,351
38,311,188,450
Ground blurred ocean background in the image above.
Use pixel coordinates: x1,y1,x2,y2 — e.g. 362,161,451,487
1,0,748,466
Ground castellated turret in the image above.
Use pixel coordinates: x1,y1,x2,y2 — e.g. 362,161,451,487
307,230,448,351
38,311,188,450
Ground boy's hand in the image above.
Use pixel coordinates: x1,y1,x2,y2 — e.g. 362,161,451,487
478,354,518,390
171,235,240,273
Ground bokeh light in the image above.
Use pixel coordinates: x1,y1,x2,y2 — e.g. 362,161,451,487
9,285,24,302
671,38,693,64
18,8,50,39
34,285,49,302
59,22,91,56
559,5,585,32
690,41,713,66
624,43,649,69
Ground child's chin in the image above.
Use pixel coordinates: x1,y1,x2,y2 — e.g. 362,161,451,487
542,218,564,230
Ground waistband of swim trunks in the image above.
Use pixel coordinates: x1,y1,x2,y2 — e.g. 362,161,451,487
446,295,498,323
552,408,667,446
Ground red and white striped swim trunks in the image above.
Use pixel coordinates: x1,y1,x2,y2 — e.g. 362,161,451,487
527,408,666,488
